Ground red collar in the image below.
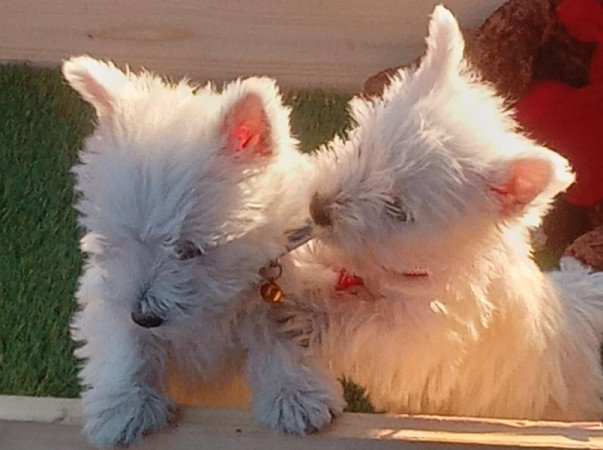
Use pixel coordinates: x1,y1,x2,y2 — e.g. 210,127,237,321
335,268,365,291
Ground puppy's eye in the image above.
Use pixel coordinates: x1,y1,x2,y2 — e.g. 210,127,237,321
385,196,411,222
174,240,204,260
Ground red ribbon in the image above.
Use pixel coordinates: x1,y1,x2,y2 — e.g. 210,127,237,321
335,268,365,291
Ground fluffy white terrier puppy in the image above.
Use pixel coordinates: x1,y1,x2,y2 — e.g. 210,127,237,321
64,58,341,447
275,5,603,422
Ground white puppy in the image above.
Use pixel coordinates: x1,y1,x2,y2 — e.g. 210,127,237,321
64,58,341,447
274,5,603,422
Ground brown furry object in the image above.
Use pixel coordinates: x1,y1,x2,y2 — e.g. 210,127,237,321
565,225,603,271
566,202,603,269
362,0,595,101
463,0,552,100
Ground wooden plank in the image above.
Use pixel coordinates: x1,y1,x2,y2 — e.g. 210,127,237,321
1,396,603,449
0,0,505,91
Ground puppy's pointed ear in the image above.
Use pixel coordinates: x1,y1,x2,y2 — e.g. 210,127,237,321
221,77,291,157
62,56,129,119
373,6,466,117
415,5,465,87
489,147,575,221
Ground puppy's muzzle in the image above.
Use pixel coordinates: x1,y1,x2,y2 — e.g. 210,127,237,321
131,302,164,328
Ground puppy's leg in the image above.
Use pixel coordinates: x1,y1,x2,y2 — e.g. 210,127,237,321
72,299,173,448
245,309,343,435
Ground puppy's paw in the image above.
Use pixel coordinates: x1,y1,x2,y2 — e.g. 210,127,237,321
84,387,174,448
256,382,344,435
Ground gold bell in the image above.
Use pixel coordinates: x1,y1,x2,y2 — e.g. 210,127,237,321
260,280,284,304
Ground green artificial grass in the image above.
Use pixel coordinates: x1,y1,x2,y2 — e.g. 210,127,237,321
0,64,374,407
341,378,376,413
0,65,93,397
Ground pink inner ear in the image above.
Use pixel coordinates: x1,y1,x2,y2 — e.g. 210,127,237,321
224,94,272,155
491,158,552,214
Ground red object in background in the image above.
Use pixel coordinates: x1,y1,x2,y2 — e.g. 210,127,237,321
335,268,364,291
516,0,603,207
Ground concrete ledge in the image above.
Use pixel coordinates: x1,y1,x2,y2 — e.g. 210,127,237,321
1,396,603,449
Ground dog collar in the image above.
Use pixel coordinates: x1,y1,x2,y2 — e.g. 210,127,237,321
335,268,364,291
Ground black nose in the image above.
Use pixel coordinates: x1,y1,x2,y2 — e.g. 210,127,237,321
309,193,332,227
131,310,164,328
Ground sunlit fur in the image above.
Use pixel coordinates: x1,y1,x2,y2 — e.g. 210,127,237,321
275,5,603,422
65,57,342,448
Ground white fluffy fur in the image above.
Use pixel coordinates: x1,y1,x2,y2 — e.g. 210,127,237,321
273,5,603,422
65,57,342,448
